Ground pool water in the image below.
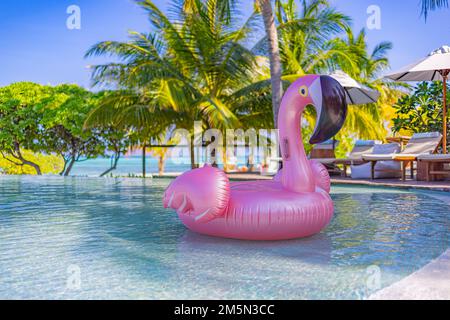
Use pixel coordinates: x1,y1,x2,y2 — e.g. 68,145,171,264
0,176,449,299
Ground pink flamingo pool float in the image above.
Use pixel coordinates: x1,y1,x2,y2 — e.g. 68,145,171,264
163,75,347,240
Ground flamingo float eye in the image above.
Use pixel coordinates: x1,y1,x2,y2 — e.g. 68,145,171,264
299,85,308,97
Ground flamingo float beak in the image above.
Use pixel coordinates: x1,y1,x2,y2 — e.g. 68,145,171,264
309,75,348,145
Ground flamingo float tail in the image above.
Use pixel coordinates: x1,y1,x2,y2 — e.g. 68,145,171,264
163,165,230,224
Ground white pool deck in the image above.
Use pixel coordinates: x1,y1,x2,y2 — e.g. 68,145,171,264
156,172,450,300
369,249,450,300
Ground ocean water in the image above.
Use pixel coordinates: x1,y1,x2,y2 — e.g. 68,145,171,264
70,156,192,176
0,176,449,299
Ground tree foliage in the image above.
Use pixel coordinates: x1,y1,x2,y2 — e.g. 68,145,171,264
421,0,449,20
392,82,449,149
0,83,132,176
0,82,54,174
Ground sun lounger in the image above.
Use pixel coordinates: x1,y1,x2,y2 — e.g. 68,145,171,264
362,132,443,181
334,140,378,177
351,143,402,179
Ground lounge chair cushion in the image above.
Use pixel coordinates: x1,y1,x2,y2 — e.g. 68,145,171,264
342,140,380,161
411,132,441,139
354,140,378,147
361,143,401,161
402,132,442,155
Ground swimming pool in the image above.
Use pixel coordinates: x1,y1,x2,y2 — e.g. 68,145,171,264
0,176,449,299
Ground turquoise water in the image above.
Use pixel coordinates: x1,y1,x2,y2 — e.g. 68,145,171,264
0,176,449,299
70,153,261,176
70,156,191,176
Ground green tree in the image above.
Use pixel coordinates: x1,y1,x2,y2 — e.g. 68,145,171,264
392,81,450,151
267,0,352,77
261,1,404,154
0,82,54,175
97,125,133,177
85,0,272,169
39,85,106,176
331,29,407,143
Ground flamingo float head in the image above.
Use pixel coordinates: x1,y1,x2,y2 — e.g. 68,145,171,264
279,74,348,145
278,75,347,193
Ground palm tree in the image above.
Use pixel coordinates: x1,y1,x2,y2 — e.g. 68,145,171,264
269,0,352,77
256,0,283,126
329,29,408,153
85,0,272,170
259,1,404,153
420,0,449,20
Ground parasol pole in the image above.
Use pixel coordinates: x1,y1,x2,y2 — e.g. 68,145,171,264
441,70,449,154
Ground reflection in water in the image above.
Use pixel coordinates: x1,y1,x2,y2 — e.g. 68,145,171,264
0,177,449,299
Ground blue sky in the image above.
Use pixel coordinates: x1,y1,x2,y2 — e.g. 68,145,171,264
0,0,449,88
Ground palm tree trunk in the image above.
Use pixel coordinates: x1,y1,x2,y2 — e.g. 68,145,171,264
258,0,283,127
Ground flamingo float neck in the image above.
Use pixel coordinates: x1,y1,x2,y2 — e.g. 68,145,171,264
278,81,315,193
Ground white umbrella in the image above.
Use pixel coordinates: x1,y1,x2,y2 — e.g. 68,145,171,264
329,70,381,105
385,45,450,153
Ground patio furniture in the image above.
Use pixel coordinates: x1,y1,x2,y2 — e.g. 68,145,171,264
417,154,450,181
335,140,379,177
385,135,411,150
310,139,341,175
352,143,402,179
363,132,443,181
